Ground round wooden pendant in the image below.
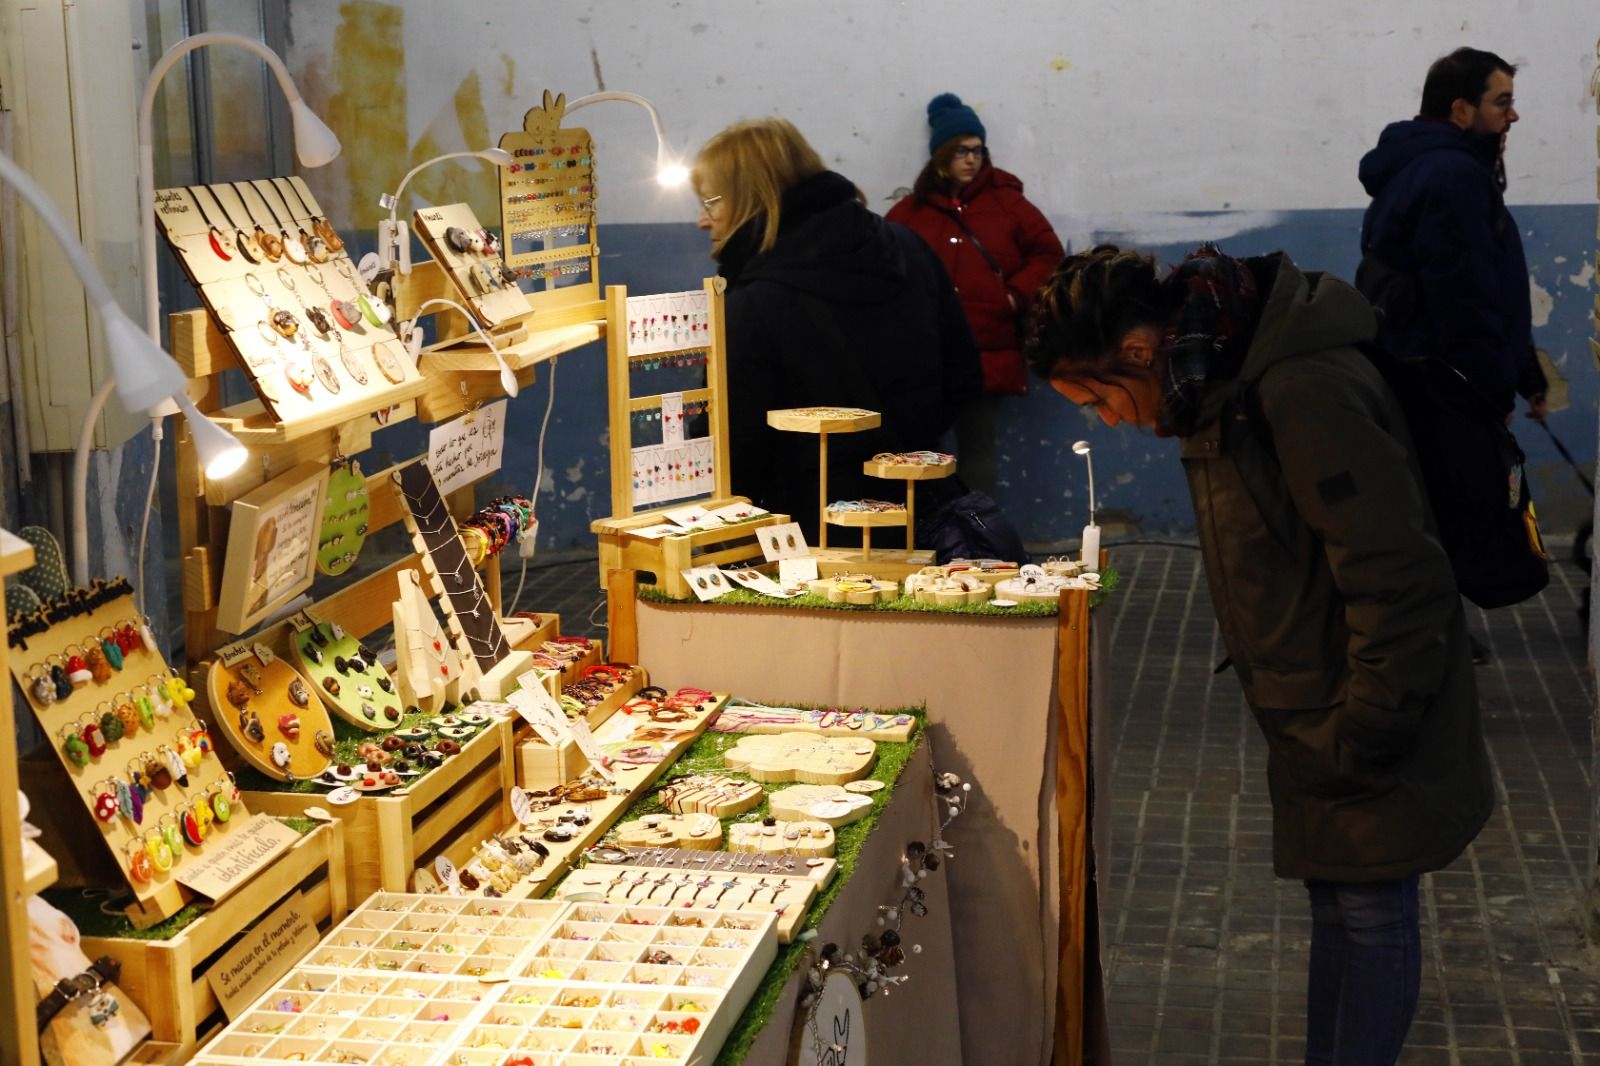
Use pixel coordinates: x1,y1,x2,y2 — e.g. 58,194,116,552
317,460,369,577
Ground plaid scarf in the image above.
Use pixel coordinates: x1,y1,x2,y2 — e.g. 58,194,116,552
1157,244,1261,437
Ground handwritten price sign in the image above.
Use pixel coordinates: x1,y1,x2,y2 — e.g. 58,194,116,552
427,399,507,496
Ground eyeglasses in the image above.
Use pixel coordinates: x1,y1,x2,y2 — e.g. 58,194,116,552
698,195,723,214
951,145,986,160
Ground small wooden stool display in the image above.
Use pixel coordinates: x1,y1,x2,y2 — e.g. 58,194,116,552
657,774,765,818
728,817,836,859
286,615,403,731
206,641,335,782
615,812,724,851
765,406,882,552
722,732,876,785
804,573,899,605
903,566,993,606
860,449,957,554
766,783,877,828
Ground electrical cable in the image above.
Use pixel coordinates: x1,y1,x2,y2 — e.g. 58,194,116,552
507,357,557,615
134,419,163,618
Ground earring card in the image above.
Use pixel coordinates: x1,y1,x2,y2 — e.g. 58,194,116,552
154,178,426,430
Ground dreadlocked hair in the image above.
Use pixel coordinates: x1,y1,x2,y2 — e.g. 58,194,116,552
1023,244,1166,383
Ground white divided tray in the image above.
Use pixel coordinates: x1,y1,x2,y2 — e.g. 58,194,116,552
191,895,777,1066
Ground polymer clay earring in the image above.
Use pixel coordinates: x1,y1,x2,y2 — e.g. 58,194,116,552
126,841,154,883
49,658,73,701
28,665,57,707
84,642,112,684
179,805,205,846
59,724,90,767
134,690,155,730
159,814,183,857
100,628,125,671
98,707,125,744
82,716,108,757
145,830,174,873
113,697,140,737
210,786,232,823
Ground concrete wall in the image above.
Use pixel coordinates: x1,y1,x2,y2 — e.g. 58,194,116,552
284,1,1599,547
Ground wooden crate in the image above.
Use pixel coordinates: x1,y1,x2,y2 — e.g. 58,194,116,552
592,507,790,597
244,718,514,898
80,821,347,1059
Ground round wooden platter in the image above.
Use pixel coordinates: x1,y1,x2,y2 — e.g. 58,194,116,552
729,819,836,858
765,406,881,434
823,508,907,528
207,649,335,782
861,457,956,480
805,576,899,605
615,812,725,851
724,732,876,786
286,619,404,732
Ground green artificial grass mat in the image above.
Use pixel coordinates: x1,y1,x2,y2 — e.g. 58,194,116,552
558,705,927,1066
41,817,321,941
639,566,1120,615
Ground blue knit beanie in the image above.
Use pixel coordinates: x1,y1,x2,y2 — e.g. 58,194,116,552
926,93,986,156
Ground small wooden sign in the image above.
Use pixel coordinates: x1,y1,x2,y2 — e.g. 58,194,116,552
174,813,299,901
207,889,320,1020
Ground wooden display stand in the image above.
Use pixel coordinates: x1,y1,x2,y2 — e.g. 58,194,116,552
244,718,515,899
0,529,43,1066
861,453,956,553
765,406,881,553
81,820,348,1059
590,280,789,596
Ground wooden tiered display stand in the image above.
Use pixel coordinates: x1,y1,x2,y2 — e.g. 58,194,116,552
0,529,44,1066
591,280,789,596
169,247,604,899
860,453,956,553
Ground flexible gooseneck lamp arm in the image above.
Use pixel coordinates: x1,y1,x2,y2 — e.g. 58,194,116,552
379,148,514,274
563,91,688,186
406,298,520,398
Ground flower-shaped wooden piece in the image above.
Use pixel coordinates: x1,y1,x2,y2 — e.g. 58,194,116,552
767,784,874,828
615,812,724,852
728,819,836,858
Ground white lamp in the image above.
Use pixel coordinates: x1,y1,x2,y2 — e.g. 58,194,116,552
564,91,687,186
1072,440,1100,567
172,391,248,479
0,149,231,552
379,148,514,274
404,297,519,398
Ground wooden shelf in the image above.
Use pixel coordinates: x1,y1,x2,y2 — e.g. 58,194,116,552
419,320,602,375
21,842,56,896
862,458,956,480
825,508,907,528
0,529,34,577
766,407,880,434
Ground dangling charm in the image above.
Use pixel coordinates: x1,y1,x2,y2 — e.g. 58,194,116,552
145,830,174,873
83,718,108,758
99,708,126,744
126,841,154,883
29,667,57,707
163,745,189,789
100,629,125,671
159,815,183,858
60,725,90,767
84,643,112,684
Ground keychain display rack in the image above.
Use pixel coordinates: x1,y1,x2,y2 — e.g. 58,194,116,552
591,280,789,596
6,582,250,925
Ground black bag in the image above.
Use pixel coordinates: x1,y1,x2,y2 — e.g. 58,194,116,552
1359,343,1548,608
916,486,1031,566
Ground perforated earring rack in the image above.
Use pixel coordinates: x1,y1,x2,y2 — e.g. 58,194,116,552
6,587,250,925
153,178,428,434
497,90,601,315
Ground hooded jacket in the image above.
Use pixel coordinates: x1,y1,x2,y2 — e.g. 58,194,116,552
887,166,1063,395
1179,252,1493,881
1358,119,1542,413
720,171,982,537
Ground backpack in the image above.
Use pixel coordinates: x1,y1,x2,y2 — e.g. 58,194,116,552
1238,343,1548,609
915,487,1031,566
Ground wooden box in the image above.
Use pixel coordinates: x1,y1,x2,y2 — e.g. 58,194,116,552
243,719,514,899
592,508,789,598
80,821,347,1059
514,731,587,792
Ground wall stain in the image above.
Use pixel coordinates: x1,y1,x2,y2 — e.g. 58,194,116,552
317,1,407,231
408,69,499,225
500,55,516,99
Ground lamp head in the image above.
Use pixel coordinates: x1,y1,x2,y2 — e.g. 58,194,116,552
100,305,189,414
171,391,248,479
656,160,689,187
476,148,513,166
1071,440,1092,456
289,98,342,167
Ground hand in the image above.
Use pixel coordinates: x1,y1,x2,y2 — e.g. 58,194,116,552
1526,393,1548,422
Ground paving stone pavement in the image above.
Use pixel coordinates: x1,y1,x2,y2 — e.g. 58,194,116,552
515,547,1600,1064
1097,544,1600,1066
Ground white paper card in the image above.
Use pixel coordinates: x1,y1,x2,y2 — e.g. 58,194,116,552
710,502,769,523
567,717,613,780
681,564,735,601
663,504,722,530
627,523,688,540
724,566,801,598
661,391,684,445
779,557,821,587
426,399,507,496
758,521,810,561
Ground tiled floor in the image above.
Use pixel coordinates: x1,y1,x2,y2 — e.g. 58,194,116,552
514,546,1600,1064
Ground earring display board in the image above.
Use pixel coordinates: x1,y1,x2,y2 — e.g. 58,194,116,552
315,458,369,577
498,91,601,308
552,866,823,945
6,582,250,911
205,640,335,782
410,201,534,329
215,460,330,634
394,460,533,699
152,178,426,429
190,897,776,1066
285,615,402,732
708,702,918,742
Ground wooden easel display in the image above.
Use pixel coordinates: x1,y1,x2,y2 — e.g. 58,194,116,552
590,280,788,595
410,201,533,329
5,581,253,925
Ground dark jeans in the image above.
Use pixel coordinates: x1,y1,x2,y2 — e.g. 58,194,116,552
1304,876,1421,1066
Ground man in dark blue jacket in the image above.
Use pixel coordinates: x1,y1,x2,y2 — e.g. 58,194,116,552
1357,46,1546,419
